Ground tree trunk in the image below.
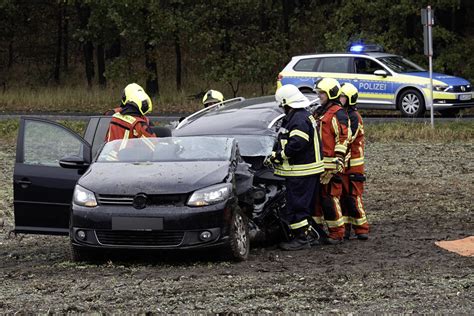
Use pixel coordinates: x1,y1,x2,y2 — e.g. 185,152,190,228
54,2,63,84
175,35,182,91
97,43,106,87
145,40,159,97
106,38,121,60
63,7,69,72
76,3,94,87
281,0,290,54
8,40,13,69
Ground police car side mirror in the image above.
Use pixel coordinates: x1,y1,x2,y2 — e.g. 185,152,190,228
59,155,90,170
374,69,388,77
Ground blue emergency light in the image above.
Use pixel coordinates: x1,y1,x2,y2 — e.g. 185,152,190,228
348,43,384,53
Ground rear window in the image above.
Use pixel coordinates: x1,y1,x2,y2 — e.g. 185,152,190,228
293,58,318,71
317,57,350,73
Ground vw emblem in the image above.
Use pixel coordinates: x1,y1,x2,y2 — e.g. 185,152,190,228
461,86,466,92
133,193,148,209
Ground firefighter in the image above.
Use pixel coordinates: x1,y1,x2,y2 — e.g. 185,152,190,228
202,89,224,108
313,78,350,244
270,84,324,250
103,83,144,116
105,83,156,160
339,83,369,240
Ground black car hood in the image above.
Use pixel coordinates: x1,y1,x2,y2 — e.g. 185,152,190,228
79,161,231,195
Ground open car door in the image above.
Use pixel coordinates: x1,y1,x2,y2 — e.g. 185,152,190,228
13,118,91,235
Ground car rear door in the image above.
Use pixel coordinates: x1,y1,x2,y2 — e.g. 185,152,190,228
13,118,91,235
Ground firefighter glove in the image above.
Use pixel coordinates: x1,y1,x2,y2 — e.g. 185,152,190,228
335,155,344,173
321,170,336,185
270,150,283,165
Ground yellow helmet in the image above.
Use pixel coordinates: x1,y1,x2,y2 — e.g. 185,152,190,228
340,83,359,106
314,78,341,100
121,83,153,115
202,90,224,106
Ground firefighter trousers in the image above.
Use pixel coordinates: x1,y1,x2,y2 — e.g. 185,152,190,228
341,173,369,235
281,175,319,229
314,175,345,240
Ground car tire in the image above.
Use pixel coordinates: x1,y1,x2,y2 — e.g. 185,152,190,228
397,89,425,117
224,207,250,261
438,108,460,117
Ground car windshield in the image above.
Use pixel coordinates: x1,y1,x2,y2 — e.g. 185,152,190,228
97,136,233,162
224,135,275,157
377,56,425,73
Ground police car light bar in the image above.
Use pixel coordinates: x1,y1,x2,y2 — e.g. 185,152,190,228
348,43,384,53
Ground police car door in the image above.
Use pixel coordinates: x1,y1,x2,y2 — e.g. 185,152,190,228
351,57,394,109
13,118,91,235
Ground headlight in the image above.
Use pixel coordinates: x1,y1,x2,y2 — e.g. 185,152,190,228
433,85,448,92
73,185,97,207
187,183,232,207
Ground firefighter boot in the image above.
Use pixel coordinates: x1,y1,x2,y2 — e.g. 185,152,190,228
279,227,311,251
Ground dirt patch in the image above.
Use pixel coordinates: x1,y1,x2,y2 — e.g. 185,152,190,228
0,140,473,313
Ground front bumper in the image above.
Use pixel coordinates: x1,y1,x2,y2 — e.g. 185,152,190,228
70,201,234,250
430,91,474,110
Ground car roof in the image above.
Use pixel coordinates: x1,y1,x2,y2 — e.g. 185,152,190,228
292,52,398,59
174,96,283,137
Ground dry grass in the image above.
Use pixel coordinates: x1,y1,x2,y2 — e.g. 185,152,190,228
365,121,474,143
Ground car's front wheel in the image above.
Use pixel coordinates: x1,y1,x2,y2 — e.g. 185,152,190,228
397,89,425,117
224,208,249,261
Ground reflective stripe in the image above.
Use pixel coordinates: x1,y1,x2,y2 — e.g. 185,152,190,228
309,115,322,165
350,157,364,167
290,219,308,230
140,135,155,151
113,113,136,124
325,217,345,228
335,144,347,154
274,161,324,176
119,130,130,150
281,150,288,160
323,157,338,170
349,216,368,226
332,117,339,144
106,150,119,161
289,129,309,141
342,216,350,224
312,216,324,224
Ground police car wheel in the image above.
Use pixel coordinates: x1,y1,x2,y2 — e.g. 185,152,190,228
398,89,425,117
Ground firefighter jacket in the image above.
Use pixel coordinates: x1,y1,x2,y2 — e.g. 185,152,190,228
273,108,324,177
345,106,364,174
105,112,156,162
316,101,351,170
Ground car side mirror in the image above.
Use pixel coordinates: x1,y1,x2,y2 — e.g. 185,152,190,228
374,69,388,77
59,155,90,170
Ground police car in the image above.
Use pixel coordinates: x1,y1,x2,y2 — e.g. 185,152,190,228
277,44,474,117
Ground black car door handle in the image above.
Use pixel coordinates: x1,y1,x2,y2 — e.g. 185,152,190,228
17,179,32,188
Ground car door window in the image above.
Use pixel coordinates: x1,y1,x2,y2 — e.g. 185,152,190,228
293,58,319,71
317,57,350,73
354,57,384,74
23,120,84,166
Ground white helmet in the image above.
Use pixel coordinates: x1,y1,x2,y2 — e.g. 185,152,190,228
275,84,310,109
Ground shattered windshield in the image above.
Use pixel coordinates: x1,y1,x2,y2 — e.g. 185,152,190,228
98,136,233,162
226,135,275,157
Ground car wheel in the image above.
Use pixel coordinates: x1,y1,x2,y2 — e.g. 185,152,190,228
438,108,460,117
70,243,96,262
224,208,249,261
397,89,425,117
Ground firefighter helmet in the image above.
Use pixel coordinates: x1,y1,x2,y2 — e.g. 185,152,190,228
121,83,153,115
314,78,341,100
202,90,224,106
275,84,310,109
340,83,359,106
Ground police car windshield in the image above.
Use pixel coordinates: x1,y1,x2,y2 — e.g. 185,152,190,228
377,56,425,73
